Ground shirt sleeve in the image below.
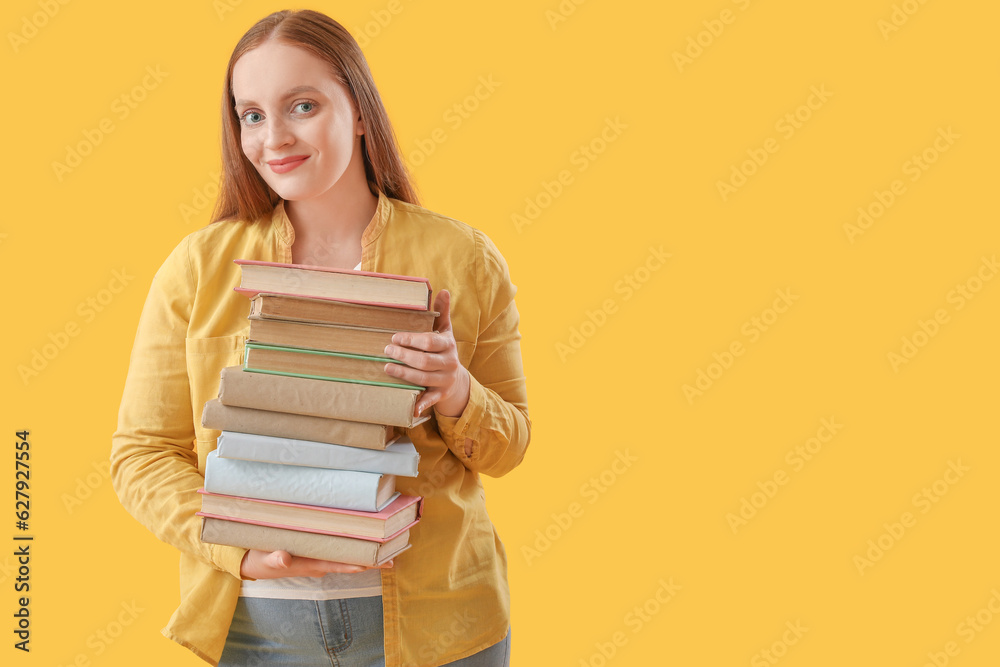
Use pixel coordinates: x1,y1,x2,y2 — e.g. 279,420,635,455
434,230,531,478
109,235,250,580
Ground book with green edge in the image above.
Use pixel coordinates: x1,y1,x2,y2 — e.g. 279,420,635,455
242,341,425,390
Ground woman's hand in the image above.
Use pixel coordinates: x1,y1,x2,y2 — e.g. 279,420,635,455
240,549,393,579
383,289,471,419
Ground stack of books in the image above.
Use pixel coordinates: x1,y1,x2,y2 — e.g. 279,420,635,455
196,259,438,567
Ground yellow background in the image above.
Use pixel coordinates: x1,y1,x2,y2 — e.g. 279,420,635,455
3,0,998,665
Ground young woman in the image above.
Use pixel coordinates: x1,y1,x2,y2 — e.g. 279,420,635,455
110,9,528,666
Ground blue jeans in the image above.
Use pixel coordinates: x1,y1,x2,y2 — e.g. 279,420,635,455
219,596,511,666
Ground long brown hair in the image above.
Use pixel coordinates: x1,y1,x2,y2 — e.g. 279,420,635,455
210,9,419,224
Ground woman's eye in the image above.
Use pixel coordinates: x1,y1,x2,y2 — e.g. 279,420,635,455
294,102,315,113
240,111,263,125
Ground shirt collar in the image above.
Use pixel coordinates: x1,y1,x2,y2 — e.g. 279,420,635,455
270,190,391,248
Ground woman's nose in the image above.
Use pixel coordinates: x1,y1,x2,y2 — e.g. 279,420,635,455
264,116,294,150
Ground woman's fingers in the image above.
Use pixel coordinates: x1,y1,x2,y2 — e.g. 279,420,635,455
388,331,450,354
384,363,435,389
244,549,388,579
432,289,453,335
415,390,442,414
267,550,292,569
384,345,445,372
285,554,367,576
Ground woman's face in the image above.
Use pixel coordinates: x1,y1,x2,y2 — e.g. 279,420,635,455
231,39,364,202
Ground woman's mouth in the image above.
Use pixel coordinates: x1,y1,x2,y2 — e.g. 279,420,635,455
267,155,310,173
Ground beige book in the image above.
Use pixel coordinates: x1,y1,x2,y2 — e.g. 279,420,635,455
250,292,437,332
198,490,422,540
243,343,422,390
247,317,397,358
235,260,431,310
201,399,405,450
199,515,412,567
217,366,427,428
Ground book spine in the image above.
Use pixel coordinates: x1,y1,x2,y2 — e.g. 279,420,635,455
215,431,419,477
253,295,435,332
248,319,396,357
198,499,390,539
203,450,389,512
200,516,381,566
201,399,394,450
217,366,422,428
242,343,424,390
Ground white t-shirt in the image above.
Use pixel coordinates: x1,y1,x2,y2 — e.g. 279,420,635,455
239,259,382,600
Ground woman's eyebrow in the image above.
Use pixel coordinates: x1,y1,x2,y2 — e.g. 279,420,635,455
235,85,323,108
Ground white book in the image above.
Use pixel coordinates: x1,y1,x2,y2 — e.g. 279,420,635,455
215,431,420,477
203,449,396,512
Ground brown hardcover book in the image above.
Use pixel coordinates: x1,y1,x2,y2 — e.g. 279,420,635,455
234,259,431,310
198,490,423,540
247,317,397,358
243,342,422,390
217,366,426,428
199,515,411,566
201,399,408,450
250,293,437,332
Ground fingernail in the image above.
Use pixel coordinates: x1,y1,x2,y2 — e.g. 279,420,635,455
384,345,393,355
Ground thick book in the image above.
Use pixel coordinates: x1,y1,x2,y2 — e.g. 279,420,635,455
199,514,412,566
243,341,423,390
203,449,396,512
250,292,437,332
217,366,426,428
215,431,420,477
197,489,423,539
201,399,411,450
234,259,432,310
247,316,400,358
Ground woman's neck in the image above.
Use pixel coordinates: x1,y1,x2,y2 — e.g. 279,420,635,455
283,141,379,266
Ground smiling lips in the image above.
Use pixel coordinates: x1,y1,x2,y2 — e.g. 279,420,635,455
267,155,310,173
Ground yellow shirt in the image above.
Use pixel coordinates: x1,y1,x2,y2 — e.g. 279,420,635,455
110,191,530,666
